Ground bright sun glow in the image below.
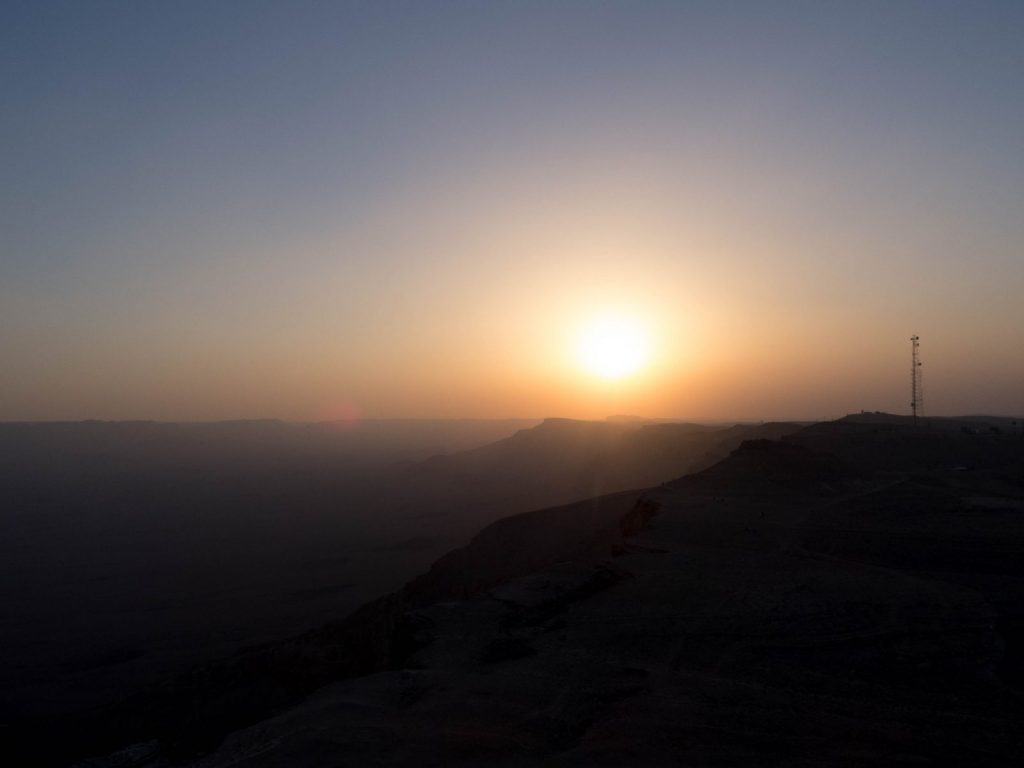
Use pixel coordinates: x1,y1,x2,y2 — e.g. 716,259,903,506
577,314,651,380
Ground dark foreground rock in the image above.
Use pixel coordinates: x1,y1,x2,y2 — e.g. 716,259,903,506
29,491,642,766
179,429,1024,767
47,417,1024,766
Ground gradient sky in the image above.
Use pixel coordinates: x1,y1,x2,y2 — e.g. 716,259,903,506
2,1,1023,421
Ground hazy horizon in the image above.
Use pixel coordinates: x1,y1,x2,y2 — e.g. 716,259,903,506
3,411,1022,428
3,1,1023,422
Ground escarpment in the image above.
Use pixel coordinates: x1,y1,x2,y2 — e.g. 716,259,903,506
45,489,662,764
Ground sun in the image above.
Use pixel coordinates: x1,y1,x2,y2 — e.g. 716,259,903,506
577,314,651,380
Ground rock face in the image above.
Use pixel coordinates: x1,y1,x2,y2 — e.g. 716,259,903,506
185,425,1024,767
45,492,652,765
402,489,645,604
3,417,809,763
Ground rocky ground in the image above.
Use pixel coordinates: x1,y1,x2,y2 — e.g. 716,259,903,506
65,416,1024,765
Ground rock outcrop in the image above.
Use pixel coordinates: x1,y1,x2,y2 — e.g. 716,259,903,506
183,429,1024,766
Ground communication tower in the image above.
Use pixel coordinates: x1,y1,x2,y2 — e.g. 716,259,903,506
910,335,922,425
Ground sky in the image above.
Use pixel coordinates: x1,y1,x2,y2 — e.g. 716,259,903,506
2,0,1023,421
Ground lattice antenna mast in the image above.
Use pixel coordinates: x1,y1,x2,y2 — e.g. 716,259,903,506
910,335,922,425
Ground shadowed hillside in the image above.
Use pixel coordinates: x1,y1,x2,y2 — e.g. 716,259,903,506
1,417,803,764
179,417,1024,767
20,413,1023,766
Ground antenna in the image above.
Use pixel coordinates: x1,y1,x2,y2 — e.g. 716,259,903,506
910,335,922,425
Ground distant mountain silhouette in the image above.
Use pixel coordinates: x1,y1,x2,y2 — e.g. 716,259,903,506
373,418,805,532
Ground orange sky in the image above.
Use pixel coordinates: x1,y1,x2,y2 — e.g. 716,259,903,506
6,158,1021,421
2,3,1023,421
